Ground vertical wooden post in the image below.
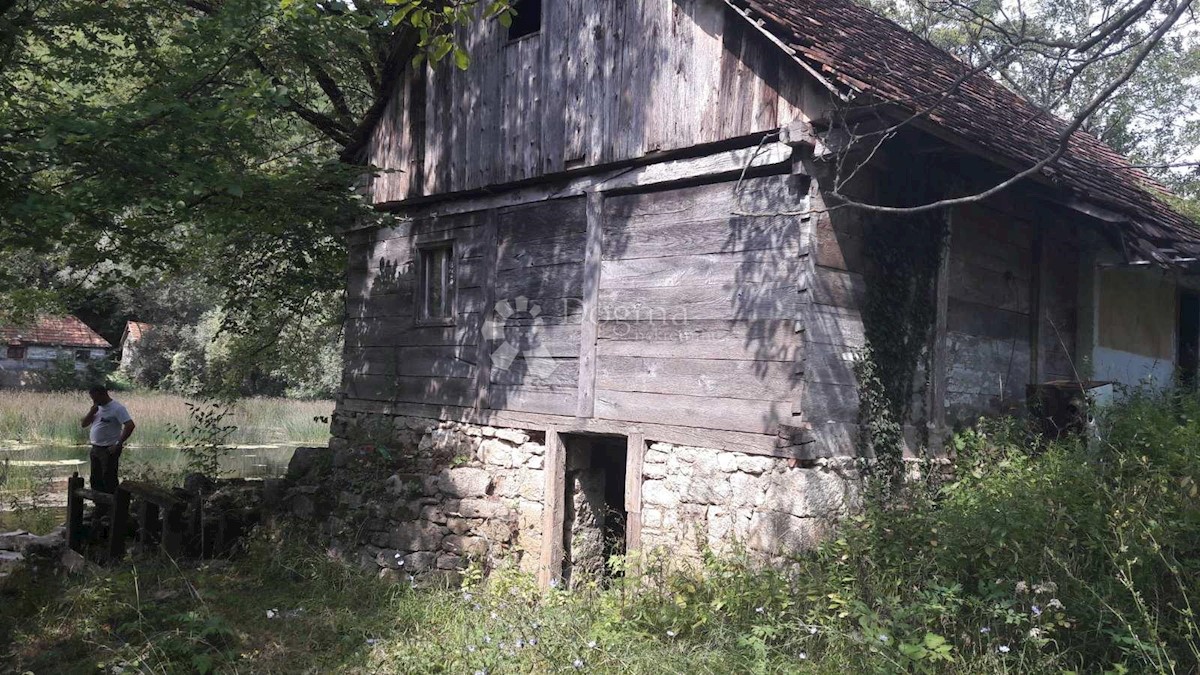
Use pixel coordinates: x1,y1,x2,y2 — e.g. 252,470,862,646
162,503,185,558
1076,246,1099,381
138,501,161,549
107,487,131,562
474,208,499,411
539,427,566,589
1030,226,1047,385
928,212,953,454
624,431,645,560
577,190,604,418
66,473,84,553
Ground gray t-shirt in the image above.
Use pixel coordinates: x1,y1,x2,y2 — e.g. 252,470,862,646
90,400,132,446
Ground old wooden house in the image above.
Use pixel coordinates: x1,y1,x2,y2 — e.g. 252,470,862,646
0,315,112,390
330,0,1200,582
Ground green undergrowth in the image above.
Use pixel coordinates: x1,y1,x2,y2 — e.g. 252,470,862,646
4,388,1200,673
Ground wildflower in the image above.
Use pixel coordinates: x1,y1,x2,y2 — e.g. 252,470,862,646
808,626,819,635
588,640,597,649
483,636,492,644
366,638,381,646
530,637,539,646
979,627,991,634
878,634,889,643
266,609,279,619
515,639,525,649
573,658,584,669
467,645,477,653
1048,598,1064,610
549,578,560,588
499,642,507,651
1033,581,1058,595
1031,605,1042,617
473,603,482,611
755,606,765,614
1028,627,1044,640
475,670,487,675
998,645,1011,654
531,621,541,630
1015,581,1028,594
491,611,499,620
463,592,474,602
798,651,808,660
666,630,677,638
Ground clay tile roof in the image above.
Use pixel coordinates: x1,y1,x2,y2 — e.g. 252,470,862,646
124,321,152,342
732,0,1200,259
0,315,112,349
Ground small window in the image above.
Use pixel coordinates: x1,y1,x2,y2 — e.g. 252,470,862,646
6,345,25,359
507,0,541,41
417,243,456,324
75,349,91,361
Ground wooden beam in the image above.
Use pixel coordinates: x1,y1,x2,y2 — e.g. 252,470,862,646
1030,226,1046,384
474,209,499,411
362,141,794,225
624,430,645,558
538,427,566,589
928,212,953,454
576,192,604,418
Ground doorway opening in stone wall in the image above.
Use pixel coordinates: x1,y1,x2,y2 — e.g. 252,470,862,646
560,433,627,588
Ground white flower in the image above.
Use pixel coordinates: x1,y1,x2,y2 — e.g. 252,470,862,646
549,578,560,588
530,637,538,646
755,606,765,614
516,639,525,649
266,609,278,619
1048,598,1064,610
1033,581,1058,595
1028,627,1044,640
475,670,487,675
666,630,677,638
531,621,541,630
979,627,991,634
998,645,1011,654
878,634,889,643
463,592,473,602
491,611,499,620
365,638,381,646
1015,581,1029,594
483,636,492,644
808,626,819,635
1031,605,1042,617
588,640,597,649
467,645,477,653
798,651,808,660
573,658,584,669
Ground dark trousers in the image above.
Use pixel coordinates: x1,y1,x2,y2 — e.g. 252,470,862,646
89,444,121,495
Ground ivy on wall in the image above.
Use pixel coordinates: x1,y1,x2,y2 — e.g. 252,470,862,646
852,160,949,491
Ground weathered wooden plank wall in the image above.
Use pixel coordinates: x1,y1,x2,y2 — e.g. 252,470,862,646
594,174,807,435
367,0,808,202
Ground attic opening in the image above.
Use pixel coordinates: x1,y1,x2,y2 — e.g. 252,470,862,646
560,433,627,588
507,0,541,41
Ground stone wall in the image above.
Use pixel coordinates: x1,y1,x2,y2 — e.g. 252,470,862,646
289,411,860,583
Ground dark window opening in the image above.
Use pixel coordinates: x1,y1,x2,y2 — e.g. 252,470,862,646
417,243,455,324
75,349,91,361
560,433,627,588
507,0,541,41
1179,291,1199,388
6,345,25,360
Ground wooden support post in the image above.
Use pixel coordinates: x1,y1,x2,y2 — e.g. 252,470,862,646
928,212,953,454
473,208,499,411
137,501,161,549
66,473,84,553
162,503,185,558
539,428,566,589
576,191,604,418
107,487,131,563
1030,226,1046,385
624,431,645,561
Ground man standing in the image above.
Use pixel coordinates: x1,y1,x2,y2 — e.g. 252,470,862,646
81,384,136,494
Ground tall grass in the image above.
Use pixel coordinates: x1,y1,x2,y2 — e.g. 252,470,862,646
0,391,332,447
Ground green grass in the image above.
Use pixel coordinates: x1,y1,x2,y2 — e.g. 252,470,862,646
0,391,333,448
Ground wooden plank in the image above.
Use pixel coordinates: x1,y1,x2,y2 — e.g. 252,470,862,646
344,315,482,348
495,263,584,300
490,358,579,387
539,428,566,589
597,283,799,322
596,356,799,401
1030,226,1045,383
497,232,587,271
487,384,578,416
797,381,860,423
108,487,131,562
339,396,803,459
475,209,499,409
498,197,587,241
929,217,952,452
344,374,476,407
947,299,1029,342
594,389,789,434
596,318,798,362
577,191,604,417
625,430,645,557
599,252,800,289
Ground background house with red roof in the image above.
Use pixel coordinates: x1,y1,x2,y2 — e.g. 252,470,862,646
119,320,154,371
0,315,113,389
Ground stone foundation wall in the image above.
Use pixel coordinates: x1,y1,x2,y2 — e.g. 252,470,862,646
288,411,860,582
